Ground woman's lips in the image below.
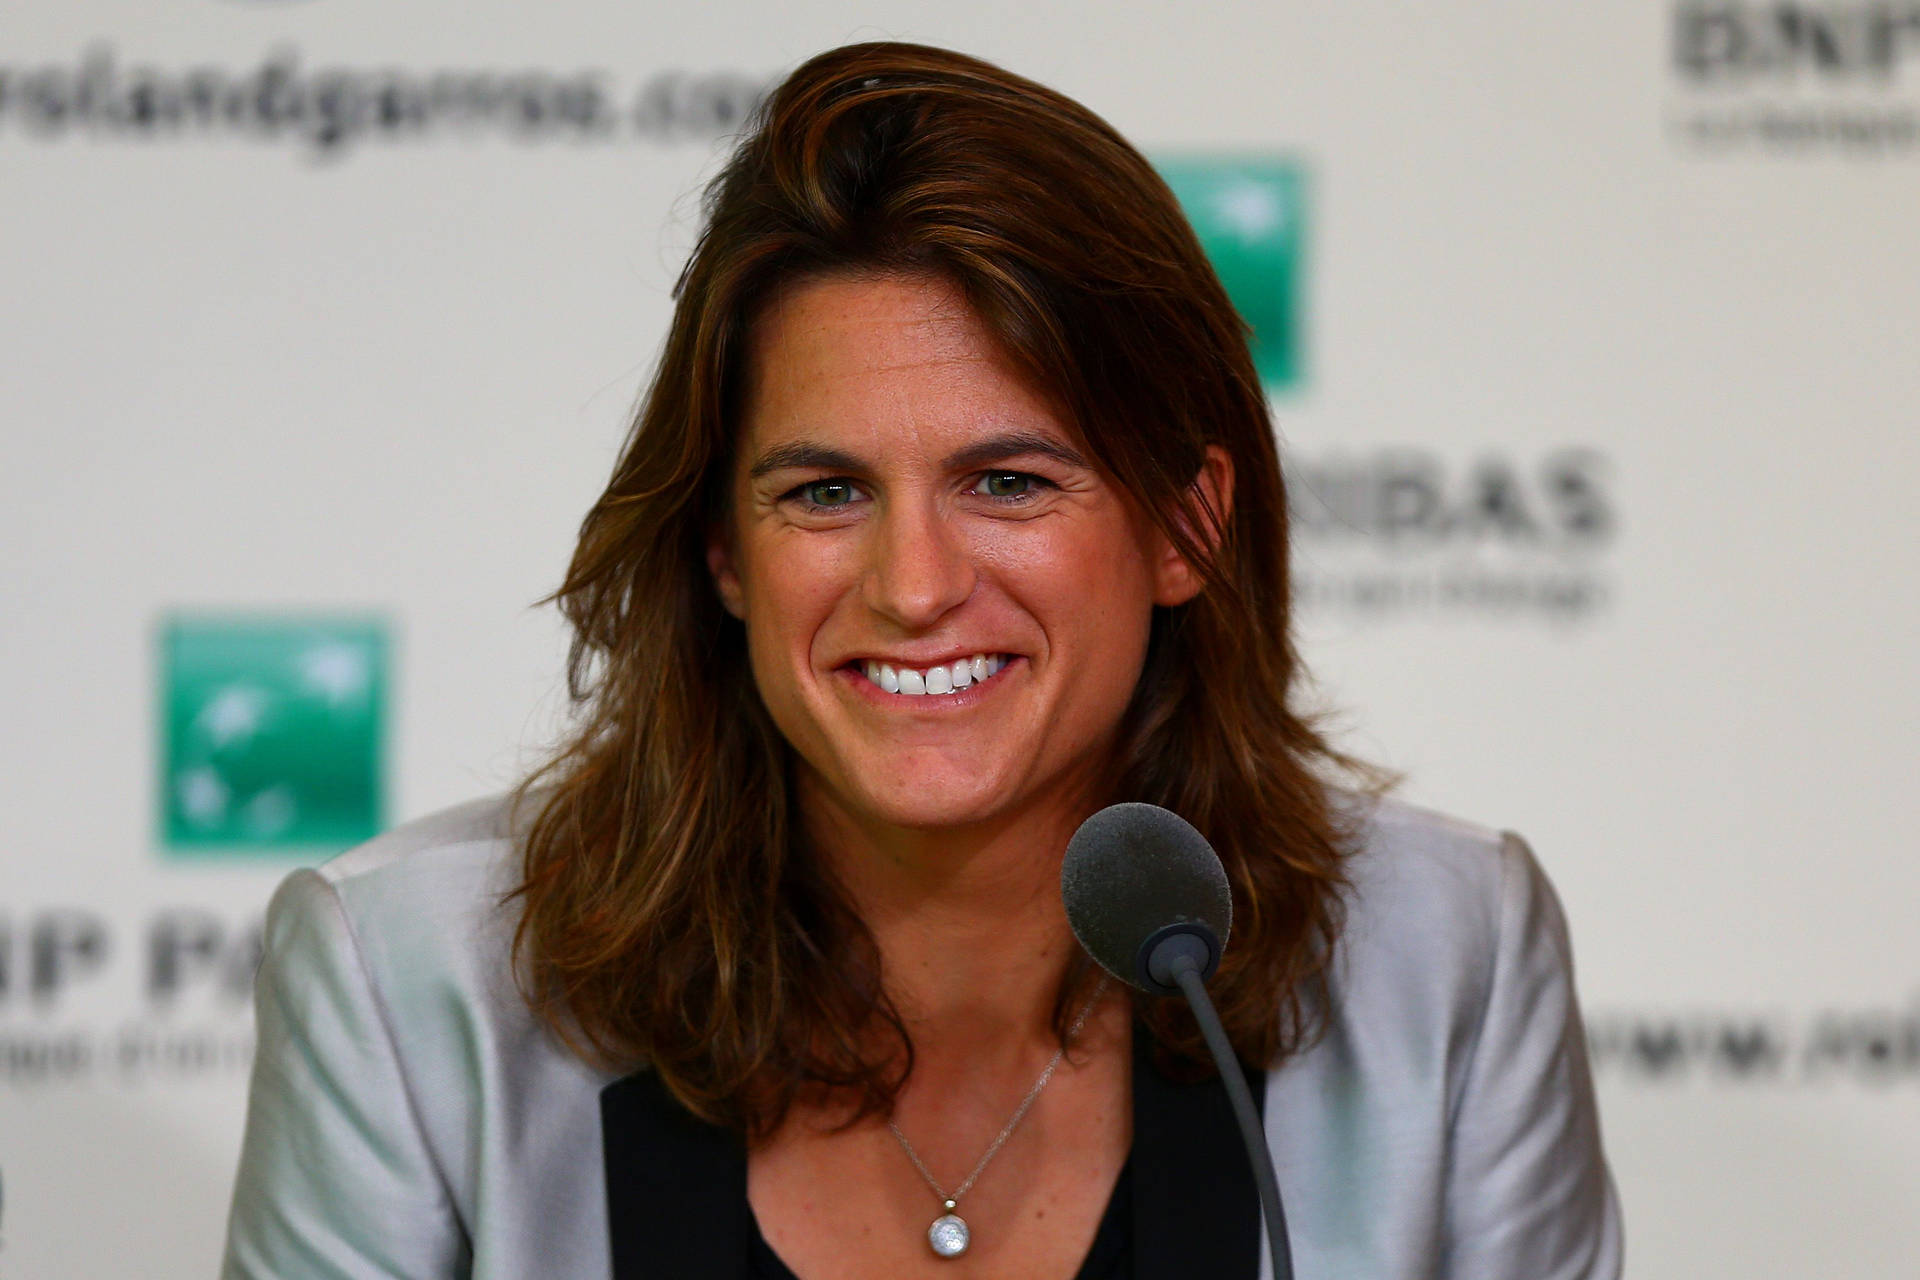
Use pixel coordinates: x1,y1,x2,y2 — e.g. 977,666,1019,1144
839,653,1020,702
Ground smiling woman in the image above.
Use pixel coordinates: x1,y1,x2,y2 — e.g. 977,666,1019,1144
511,46,1354,1165
222,40,1621,1280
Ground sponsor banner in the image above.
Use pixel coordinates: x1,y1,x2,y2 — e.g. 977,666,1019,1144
0,905,260,1087
1668,2,1920,155
2,1,1916,1275
159,614,391,853
1589,995,1920,1086
1288,448,1615,623
1159,157,1306,389
0,46,768,160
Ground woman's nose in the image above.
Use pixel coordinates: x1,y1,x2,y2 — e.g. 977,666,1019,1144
861,499,975,630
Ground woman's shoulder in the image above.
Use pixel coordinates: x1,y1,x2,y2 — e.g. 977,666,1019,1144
1332,790,1571,973
308,791,524,903
1312,790,1585,1059
259,796,518,989
1271,792,1621,1276
256,792,543,1061
230,794,620,1276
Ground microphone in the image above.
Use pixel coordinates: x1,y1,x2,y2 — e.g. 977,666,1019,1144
1061,803,1294,1280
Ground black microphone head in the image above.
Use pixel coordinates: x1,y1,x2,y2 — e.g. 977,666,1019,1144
1061,802,1232,995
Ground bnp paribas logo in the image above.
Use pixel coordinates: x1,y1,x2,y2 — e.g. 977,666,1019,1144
158,615,388,853
1158,158,1305,390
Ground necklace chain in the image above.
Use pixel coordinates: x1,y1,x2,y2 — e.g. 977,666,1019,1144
886,974,1110,1208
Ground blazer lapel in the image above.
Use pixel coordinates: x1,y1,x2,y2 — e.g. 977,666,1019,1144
601,1069,749,1279
1130,1028,1266,1279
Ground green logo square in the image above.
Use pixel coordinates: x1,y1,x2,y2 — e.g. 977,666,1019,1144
1158,158,1305,389
158,615,388,853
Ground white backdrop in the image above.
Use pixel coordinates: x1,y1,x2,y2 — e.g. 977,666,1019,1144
3,2,1917,1276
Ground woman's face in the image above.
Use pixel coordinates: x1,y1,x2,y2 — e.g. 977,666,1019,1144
709,272,1208,838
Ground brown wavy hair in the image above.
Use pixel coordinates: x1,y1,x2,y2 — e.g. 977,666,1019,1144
510,41,1376,1139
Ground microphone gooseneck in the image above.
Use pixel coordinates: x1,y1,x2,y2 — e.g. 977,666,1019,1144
1061,802,1295,1280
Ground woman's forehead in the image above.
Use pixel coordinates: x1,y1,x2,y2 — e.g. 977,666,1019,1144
736,273,1084,465
745,273,994,393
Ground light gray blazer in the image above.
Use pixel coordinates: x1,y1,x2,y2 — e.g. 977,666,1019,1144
221,793,1623,1278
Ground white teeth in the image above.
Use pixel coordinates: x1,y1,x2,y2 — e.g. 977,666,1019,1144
860,653,1010,697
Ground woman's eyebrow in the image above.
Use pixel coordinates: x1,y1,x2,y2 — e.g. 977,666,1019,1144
747,430,1090,480
942,431,1090,472
747,441,867,478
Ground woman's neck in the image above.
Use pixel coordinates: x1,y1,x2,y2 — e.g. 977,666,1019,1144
798,777,1096,1059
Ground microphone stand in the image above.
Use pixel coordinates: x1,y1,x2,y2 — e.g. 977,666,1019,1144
1152,939,1294,1280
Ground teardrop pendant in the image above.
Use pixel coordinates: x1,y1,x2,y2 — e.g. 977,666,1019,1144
927,1200,970,1258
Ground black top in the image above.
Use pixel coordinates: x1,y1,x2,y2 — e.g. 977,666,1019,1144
601,1026,1263,1279
746,1158,1135,1279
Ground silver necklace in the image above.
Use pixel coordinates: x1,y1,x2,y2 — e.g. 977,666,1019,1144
887,975,1111,1259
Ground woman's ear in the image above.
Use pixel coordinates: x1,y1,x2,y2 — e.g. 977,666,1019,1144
1151,445,1234,607
706,526,747,620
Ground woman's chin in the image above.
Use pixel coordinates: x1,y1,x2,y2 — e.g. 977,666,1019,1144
810,762,1032,837
849,787,1018,834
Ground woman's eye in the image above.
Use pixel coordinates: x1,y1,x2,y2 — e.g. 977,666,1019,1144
799,480,857,507
980,472,1034,500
